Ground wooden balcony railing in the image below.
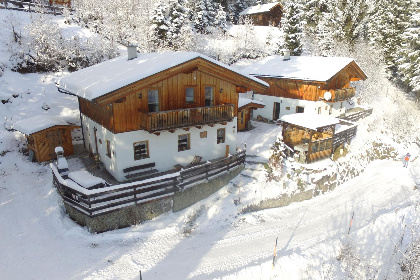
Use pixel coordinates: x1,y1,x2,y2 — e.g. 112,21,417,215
322,88,356,102
139,104,234,132
331,88,356,101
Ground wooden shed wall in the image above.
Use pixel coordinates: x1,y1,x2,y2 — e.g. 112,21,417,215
28,126,76,162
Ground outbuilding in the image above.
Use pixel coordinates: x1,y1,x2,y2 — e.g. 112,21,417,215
13,115,79,162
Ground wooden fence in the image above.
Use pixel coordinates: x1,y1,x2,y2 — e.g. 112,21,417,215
1,0,64,15
333,120,357,149
340,108,373,122
51,150,246,217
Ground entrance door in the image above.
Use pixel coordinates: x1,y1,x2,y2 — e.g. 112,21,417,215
46,130,63,159
238,110,246,131
93,127,99,154
273,102,281,120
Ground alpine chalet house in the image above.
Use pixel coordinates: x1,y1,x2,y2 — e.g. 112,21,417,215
56,47,268,182
239,2,284,26
242,52,367,121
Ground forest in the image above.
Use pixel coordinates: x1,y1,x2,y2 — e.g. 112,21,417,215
2,0,419,101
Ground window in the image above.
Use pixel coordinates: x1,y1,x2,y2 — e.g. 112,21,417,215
186,87,195,104
217,128,225,144
296,106,305,113
205,86,214,106
311,141,319,153
318,107,322,114
134,141,149,160
106,140,111,158
178,134,190,151
148,89,159,112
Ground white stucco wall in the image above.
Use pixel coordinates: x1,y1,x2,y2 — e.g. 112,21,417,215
81,115,238,182
252,94,352,121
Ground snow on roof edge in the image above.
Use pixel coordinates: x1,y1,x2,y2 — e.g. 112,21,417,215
56,52,269,101
12,115,72,135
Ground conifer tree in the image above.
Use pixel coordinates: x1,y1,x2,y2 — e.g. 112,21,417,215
149,1,170,48
396,0,420,98
281,1,304,55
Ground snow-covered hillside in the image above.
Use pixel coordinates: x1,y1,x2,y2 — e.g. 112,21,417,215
1,9,420,280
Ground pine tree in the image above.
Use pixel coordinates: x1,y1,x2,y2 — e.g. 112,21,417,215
149,1,170,48
281,1,304,55
192,0,227,34
167,0,189,48
396,0,420,98
368,0,411,76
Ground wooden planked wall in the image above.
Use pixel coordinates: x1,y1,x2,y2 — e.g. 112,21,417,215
82,70,239,134
29,126,75,162
259,71,353,101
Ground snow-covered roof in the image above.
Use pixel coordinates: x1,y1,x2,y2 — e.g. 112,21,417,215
68,171,106,189
239,2,282,16
238,97,265,108
12,115,70,135
57,52,268,101
279,113,339,130
242,55,355,82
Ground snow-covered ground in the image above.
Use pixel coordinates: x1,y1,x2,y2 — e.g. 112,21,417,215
1,9,420,280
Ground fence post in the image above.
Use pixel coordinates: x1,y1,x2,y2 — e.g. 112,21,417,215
205,162,209,181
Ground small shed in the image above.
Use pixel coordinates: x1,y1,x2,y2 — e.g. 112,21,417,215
13,115,79,162
279,113,339,163
238,97,265,131
239,2,284,26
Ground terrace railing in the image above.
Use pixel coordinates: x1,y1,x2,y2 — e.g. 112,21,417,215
51,150,246,217
139,104,234,133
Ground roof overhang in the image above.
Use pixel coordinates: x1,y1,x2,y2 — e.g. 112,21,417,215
93,57,269,106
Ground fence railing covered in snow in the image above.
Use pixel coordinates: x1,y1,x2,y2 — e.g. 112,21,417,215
51,150,246,217
340,108,373,122
1,0,64,15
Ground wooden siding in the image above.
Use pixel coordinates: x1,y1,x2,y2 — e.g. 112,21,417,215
83,69,242,134
79,98,114,132
28,125,78,162
258,77,355,102
246,5,284,26
93,58,267,106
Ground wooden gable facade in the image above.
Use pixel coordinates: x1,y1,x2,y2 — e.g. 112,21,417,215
78,57,268,135
241,2,284,26
255,60,367,102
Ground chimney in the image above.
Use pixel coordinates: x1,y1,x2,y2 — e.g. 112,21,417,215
127,44,138,60
283,50,290,61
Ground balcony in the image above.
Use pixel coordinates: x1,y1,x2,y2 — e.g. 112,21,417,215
322,87,356,102
139,104,234,133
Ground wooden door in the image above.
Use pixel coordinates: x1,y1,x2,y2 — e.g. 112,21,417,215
238,110,246,131
225,145,230,157
46,130,63,159
273,102,280,120
93,127,99,154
